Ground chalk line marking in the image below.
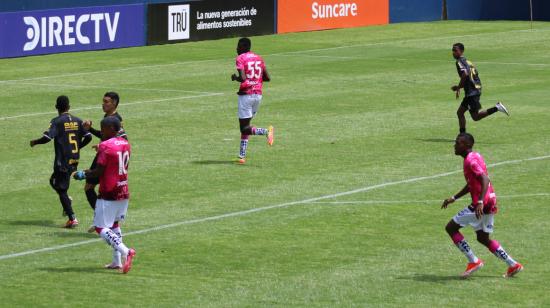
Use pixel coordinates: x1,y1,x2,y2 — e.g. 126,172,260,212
0,92,224,121
1,154,549,261
0,26,547,85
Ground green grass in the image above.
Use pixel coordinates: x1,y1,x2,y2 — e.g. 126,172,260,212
1,20,550,307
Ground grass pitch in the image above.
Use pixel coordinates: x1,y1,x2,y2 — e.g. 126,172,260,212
1,21,550,307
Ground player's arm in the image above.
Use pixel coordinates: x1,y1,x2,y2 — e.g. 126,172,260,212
441,184,469,209
231,69,245,82
29,135,51,147
73,164,105,180
475,174,490,218
262,67,271,82
80,134,92,148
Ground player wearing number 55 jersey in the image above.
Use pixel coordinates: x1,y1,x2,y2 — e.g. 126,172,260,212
30,95,92,228
231,37,274,164
441,133,522,278
73,116,135,273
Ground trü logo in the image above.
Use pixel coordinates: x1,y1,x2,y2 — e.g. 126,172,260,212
23,12,120,51
168,4,190,41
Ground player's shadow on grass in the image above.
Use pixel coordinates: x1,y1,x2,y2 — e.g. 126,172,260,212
40,266,113,274
7,219,58,228
191,160,237,165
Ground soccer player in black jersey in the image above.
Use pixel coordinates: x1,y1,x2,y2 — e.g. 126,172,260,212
451,43,509,133
30,95,92,228
82,92,126,233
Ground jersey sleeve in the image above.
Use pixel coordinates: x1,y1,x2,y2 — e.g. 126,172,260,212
96,143,110,167
457,59,469,75
236,56,245,70
468,159,485,177
44,120,57,139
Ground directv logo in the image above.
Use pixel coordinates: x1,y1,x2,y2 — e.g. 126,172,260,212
23,12,120,51
168,4,190,41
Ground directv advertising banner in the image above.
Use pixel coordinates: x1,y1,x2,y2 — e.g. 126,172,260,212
147,0,275,45
0,4,145,58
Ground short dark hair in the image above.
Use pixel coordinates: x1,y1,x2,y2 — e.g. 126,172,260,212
453,43,465,52
104,91,120,107
238,37,251,52
55,95,70,111
101,116,121,132
458,132,474,147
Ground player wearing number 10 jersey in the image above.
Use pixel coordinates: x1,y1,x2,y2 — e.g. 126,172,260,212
73,116,135,273
231,37,274,164
30,95,92,228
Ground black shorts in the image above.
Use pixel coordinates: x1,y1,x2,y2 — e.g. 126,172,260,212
461,95,481,113
50,164,77,191
85,155,99,185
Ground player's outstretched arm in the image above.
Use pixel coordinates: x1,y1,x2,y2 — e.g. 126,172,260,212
442,184,469,209
29,135,51,147
73,165,105,180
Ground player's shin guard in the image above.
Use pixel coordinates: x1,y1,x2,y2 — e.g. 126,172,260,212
85,189,97,210
251,127,268,135
99,228,129,256
488,240,517,266
451,232,479,263
239,135,249,159
58,190,76,221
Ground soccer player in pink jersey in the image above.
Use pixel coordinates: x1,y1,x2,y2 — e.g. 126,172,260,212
442,133,523,278
231,37,274,164
73,116,135,274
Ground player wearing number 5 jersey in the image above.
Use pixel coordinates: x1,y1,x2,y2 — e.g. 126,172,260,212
30,95,92,228
231,37,274,164
73,116,135,273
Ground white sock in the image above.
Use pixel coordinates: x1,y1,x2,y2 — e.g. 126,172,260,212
239,139,248,158
99,228,129,256
111,227,123,266
493,246,517,267
456,240,479,263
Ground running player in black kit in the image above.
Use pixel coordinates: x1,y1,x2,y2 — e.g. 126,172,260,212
30,95,92,228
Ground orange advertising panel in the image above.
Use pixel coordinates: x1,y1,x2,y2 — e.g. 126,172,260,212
278,0,388,33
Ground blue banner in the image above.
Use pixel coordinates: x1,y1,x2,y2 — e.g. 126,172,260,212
0,4,145,58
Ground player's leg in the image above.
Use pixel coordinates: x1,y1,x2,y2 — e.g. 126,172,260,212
475,217,523,277
457,104,468,133
94,200,131,263
239,118,252,162
105,221,122,269
114,200,135,274
446,207,484,277
469,95,501,121
50,171,78,227
84,156,99,210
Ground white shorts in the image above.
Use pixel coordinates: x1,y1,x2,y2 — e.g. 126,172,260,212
93,199,129,229
452,206,495,233
238,94,262,119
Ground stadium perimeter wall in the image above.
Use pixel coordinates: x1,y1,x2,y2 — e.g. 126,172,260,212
1,0,549,59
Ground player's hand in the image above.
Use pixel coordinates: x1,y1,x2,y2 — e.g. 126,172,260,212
475,201,484,219
441,197,455,209
92,144,99,152
83,120,92,130
72,170,86,180
231,74,238,81
29,140,35,147
451,85,459,91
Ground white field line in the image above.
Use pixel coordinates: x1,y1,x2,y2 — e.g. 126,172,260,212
0,92,224,121
0,154,549,261
8,82,217,94
0,26,548,85
273,53,550,67
307,193,550,205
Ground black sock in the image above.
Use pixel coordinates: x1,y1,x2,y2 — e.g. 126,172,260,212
487,107,498,115
58,191,75,220
459,127,466,133
85,189,97,210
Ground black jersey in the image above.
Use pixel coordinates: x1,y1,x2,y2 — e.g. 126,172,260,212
90,112,127,139
44,113,91,171
456,56,482,97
